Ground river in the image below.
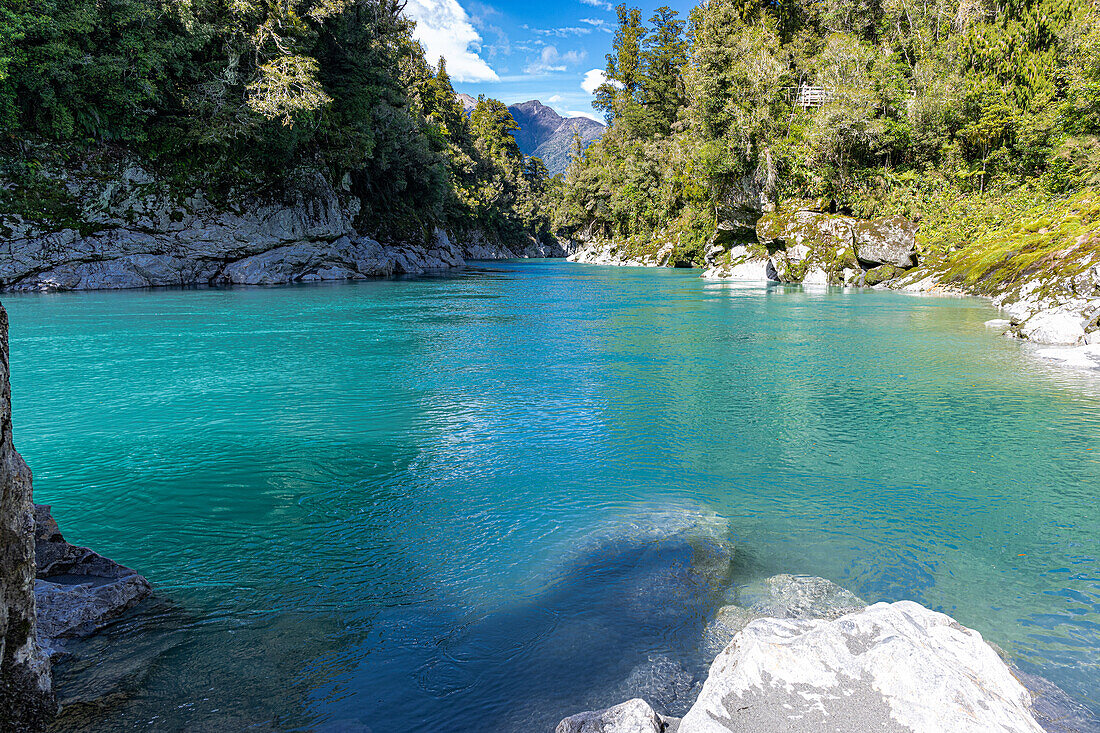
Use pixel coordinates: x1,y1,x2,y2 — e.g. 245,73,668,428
5,260,1099,731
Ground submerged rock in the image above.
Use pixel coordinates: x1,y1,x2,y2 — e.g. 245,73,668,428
0,303,56,729
33,505,152,647
701,256,779,282
701,574,864,658
561,580,1063,733
737,573,865,620
679,601,1043,733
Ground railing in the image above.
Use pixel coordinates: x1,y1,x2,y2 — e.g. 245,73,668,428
787,86,918,108
788,86,833,107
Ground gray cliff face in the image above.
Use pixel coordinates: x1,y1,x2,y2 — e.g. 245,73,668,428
0,304,56,730
1,164,567,293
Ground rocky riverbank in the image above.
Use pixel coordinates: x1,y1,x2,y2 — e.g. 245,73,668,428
0,162,569,293
557,574,1092,733
568,199,1100,364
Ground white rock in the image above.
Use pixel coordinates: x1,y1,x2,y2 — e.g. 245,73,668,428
1016,309,1087,345
678,601,1043,733
786,243,811,263
801,266,828,286
1033,343,1100,369
702,258,778,281
556,698,665,733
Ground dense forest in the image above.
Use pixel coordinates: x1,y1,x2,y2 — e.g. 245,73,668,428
3,0,1099,280
557,0,1100,277
0,0,552,242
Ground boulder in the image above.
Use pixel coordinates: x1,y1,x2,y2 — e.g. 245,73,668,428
556,698,676,733
678,601,1044,733
863,264,903,286
701,257,778,282
852,216,918,268
33,505,152,644
0,304,56,730
756,210,855,253
801,266,829,286
1013,308,1088,345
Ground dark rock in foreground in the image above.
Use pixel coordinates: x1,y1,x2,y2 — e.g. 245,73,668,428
33,504,152,650
0,303,56,729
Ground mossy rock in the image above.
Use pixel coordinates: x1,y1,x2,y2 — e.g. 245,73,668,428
863,264,903,285
851,216,918,268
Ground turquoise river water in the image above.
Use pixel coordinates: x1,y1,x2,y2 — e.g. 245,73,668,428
4,260,1099,731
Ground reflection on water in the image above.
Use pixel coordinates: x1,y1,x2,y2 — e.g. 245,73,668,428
3,261,1099,731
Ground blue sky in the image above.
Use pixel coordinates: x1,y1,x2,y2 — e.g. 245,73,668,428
403,0,694,120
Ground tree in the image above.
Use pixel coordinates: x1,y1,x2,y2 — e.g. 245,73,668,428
641,6,688,135
595,4,645,124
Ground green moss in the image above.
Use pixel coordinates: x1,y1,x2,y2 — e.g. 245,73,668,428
919,188,1100,298
864,264,902,285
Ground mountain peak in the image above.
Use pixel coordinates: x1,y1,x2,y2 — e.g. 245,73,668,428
451,94,605,175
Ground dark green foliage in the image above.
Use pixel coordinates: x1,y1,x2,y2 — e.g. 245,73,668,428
0,0,551,242
556,0,1100,264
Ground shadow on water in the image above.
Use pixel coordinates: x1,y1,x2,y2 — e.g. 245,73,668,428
309,517,753,733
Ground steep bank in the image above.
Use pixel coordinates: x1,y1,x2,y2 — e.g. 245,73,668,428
0,303,155,729
1,160,569,293
893,189,1100,353
0,303,55,728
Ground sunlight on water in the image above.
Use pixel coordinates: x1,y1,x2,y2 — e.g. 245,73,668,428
4,261,1099,731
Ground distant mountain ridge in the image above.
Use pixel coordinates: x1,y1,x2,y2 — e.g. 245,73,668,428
454,95,605,176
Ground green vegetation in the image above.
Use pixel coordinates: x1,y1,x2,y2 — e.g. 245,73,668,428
555,0,1100,277
0,0,552,243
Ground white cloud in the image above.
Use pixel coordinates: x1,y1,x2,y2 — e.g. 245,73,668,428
579,17,614,32
581,68,606,94
580,0,614,10
525,46,586,74
405,0,499,82
523,24,592,37
566,111,603,122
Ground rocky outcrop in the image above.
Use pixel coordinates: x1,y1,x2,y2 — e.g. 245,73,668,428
852,216,919,268
461,229,574,260
567,240,681,268
32,505,152,649
893,268,1100,356
699,246,779,282
703,209,918,285
0,303,56,730
1,163,568,292
680,601,1043,733
559,577,1067,733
